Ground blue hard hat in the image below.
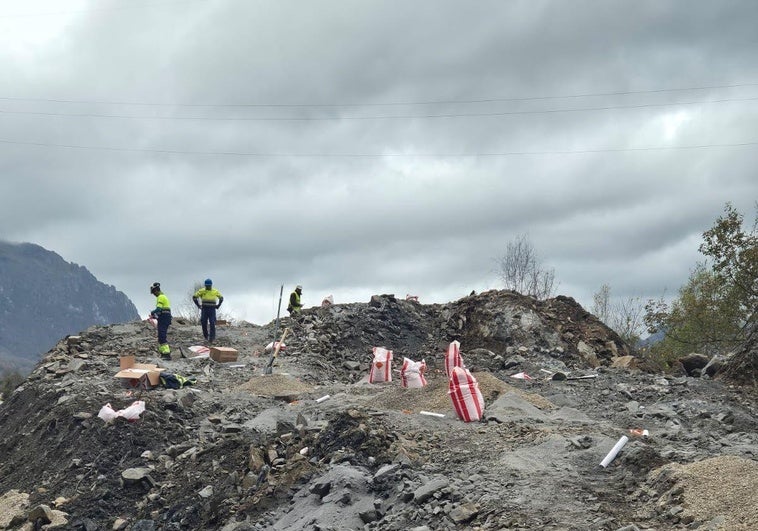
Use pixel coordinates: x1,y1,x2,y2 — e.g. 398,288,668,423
205,278,212,286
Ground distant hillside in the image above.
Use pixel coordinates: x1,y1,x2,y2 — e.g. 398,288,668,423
0,241,138,375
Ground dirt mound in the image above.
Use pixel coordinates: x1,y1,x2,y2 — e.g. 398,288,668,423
644,455,758,529
286,290,634,386
0,290,755,530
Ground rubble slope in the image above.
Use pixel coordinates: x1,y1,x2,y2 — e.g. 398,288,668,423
0,290,756,531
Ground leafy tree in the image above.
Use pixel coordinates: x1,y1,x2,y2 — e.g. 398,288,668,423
699,202,758,331
644,203,757,363
497,234,556,299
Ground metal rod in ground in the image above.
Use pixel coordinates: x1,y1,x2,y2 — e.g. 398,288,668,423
264,327,289,375
271,284,284,349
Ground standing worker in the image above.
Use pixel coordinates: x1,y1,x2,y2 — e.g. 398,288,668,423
287,285,303,316
193,278,224,344
149,282,172,358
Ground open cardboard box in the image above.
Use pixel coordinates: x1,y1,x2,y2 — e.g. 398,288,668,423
210,347,238,362
114,355,165,388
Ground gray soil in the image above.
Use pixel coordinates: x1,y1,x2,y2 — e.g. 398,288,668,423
0,290,756,530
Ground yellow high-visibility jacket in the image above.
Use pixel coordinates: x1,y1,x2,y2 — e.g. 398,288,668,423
193,287,223,308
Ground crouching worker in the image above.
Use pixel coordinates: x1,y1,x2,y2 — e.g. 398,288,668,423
150,282,172,358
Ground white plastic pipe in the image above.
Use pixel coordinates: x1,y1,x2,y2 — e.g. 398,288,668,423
419,411,445,418
600,436,629,468
315,395,331,403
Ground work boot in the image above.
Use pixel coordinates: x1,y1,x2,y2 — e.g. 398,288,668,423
159,343,171,359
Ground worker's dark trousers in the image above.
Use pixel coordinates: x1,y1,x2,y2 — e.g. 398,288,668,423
201,306,217,341
157,312,171,344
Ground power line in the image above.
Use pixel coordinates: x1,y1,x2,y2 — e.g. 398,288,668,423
1,137,755,158
1,82,757,109
1,96,757,122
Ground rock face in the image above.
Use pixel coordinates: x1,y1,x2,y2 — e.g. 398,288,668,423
0,290,756,530
0,241,138,375
721,327,758,386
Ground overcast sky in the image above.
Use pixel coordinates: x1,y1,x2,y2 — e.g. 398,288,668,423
1,0,756,325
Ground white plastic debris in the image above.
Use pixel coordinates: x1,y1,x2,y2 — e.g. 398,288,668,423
600,436,629,468
419,411,445,418
187,345,210,359
98,401,146,422
315,395,331,403
510,372,533,380
299,447,309,456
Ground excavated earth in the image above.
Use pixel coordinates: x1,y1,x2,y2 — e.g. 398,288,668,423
0,290,756,531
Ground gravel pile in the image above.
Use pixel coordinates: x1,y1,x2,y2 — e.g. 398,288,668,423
235,373,314,397
648,455,758,530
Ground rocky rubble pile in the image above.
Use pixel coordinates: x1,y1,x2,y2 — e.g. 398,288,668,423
0,290,755,530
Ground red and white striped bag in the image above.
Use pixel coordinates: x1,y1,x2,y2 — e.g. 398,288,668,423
368,347,393,383
448,366,485,422
400,357,427,388
445,340,465,378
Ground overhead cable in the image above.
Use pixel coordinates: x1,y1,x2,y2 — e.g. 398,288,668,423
1,96,757,122
1,138,755,158
1,82,757,109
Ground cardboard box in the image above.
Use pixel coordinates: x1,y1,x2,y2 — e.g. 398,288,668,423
114,355,165,389
210,347,238,362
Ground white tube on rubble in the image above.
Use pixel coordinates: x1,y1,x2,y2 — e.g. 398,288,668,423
600,436,629,468
315,395,330,403
419,411,445,418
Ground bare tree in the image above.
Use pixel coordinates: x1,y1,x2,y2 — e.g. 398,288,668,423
175,282,203,324
611,295,646,344
497,233,556,299
592,284,645,344
174,281,234,324
592,284,612,323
